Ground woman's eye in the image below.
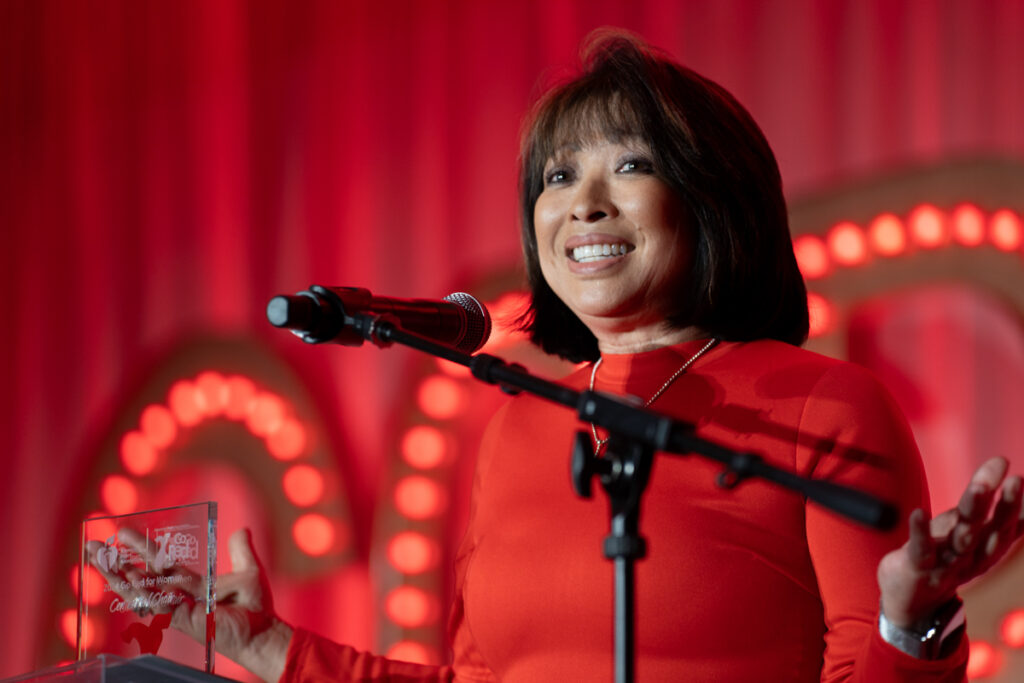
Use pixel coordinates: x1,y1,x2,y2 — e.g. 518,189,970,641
617,157,654,174
544,167,573,185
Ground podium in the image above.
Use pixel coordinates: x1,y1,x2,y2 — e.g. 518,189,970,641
1,656,237,683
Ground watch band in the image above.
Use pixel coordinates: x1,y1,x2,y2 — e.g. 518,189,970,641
878,597,966,660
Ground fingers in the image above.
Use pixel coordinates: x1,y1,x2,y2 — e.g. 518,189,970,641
976,475,1023,565
942,457,1010,557
216,572,246,603
905,508,937,568
929,508,959,539
956,457,1009,522
936,459,1022,581
229,528,260,573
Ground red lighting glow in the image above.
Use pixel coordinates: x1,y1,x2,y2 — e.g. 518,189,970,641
168,381,203,427
247,393,285,436
951,204,986,246
225,375,257,420
435,358,471,378
792,235,830,279
385,586,439,628
267,418,307,460
100,475,138,515
139,404,177,449
967,640,1002,679
1000,608,1024,648
82,513,117,544
826,222,869,266
120,430,159,476
867,214,907,256
282,465,324,507
61,609,95,649
292,513,335,556
479,292,530,352
990,209,1023,252
908,204,948,248
71,565,106,606
195,371,229,417
807,293,834,338
401,426,448,469
386,641,438,665
394,476,447,519
490,292,529,317
387,531,440,574
417,376,465,419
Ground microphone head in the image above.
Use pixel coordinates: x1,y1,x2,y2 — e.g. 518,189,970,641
443,292,492,353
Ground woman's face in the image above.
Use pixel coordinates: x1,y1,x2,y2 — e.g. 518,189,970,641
533,137,693,342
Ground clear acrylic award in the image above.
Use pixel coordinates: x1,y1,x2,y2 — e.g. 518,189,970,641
79,502,217,672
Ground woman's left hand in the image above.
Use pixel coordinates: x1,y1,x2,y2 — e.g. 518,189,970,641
878,456,1024,628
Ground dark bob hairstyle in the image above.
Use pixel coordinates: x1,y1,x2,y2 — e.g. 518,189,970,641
517,32,809,363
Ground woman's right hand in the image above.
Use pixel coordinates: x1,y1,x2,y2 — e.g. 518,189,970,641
209,528,294,683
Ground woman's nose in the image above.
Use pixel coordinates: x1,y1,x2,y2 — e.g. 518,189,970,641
570,176,617,223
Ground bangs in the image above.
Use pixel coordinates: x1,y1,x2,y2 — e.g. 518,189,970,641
527,87,650,168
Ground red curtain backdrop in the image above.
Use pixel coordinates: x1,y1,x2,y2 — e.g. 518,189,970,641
2,0,1023,676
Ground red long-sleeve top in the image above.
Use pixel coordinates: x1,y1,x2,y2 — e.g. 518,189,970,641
282,339,968,682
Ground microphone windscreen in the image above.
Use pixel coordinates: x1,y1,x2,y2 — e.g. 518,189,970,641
443,292,492,353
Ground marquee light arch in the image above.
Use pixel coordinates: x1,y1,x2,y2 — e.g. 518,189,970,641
44,338,357,671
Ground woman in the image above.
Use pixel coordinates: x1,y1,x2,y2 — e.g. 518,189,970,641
175,33,1023,682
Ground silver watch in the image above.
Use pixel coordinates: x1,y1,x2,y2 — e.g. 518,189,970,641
878,598,966,660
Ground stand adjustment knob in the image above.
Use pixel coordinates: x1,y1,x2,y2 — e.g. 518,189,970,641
603,535,647,560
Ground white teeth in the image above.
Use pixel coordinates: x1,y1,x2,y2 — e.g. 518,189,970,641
571,243,632,263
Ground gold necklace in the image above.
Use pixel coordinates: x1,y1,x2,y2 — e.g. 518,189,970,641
588,337,719,454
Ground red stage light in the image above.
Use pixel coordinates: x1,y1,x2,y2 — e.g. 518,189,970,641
101,475,138,515
385,586,439,628
120,430,159,477
387,531,440,574
82,513,117,544
908,204,948,248
292,513,334,556
394,476,447,520
224,375,257,420
435,358,471,378
1000,608,1024,648
61,609,89,649
826,222,869,266
401,425,448,469
792,235,830,279
951,203,986,246
417,376,465,419
282,465,324,507
246,393,285,436
967,640,1002,679
267,418,307,460
990,209,1023,252
386,641,437,665
867,213,907,256
195,371,229,416
139,404,177,449
168,380,203,427
807,293,834,338
70,565,106,606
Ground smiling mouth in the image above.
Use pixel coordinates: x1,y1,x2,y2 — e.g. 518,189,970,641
569,243,635,263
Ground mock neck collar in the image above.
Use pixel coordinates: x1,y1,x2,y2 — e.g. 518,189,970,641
592,338,720,388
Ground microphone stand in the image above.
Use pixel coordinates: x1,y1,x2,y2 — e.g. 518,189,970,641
290,304,898,683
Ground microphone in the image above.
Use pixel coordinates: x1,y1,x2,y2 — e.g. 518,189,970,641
266,285,492,353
